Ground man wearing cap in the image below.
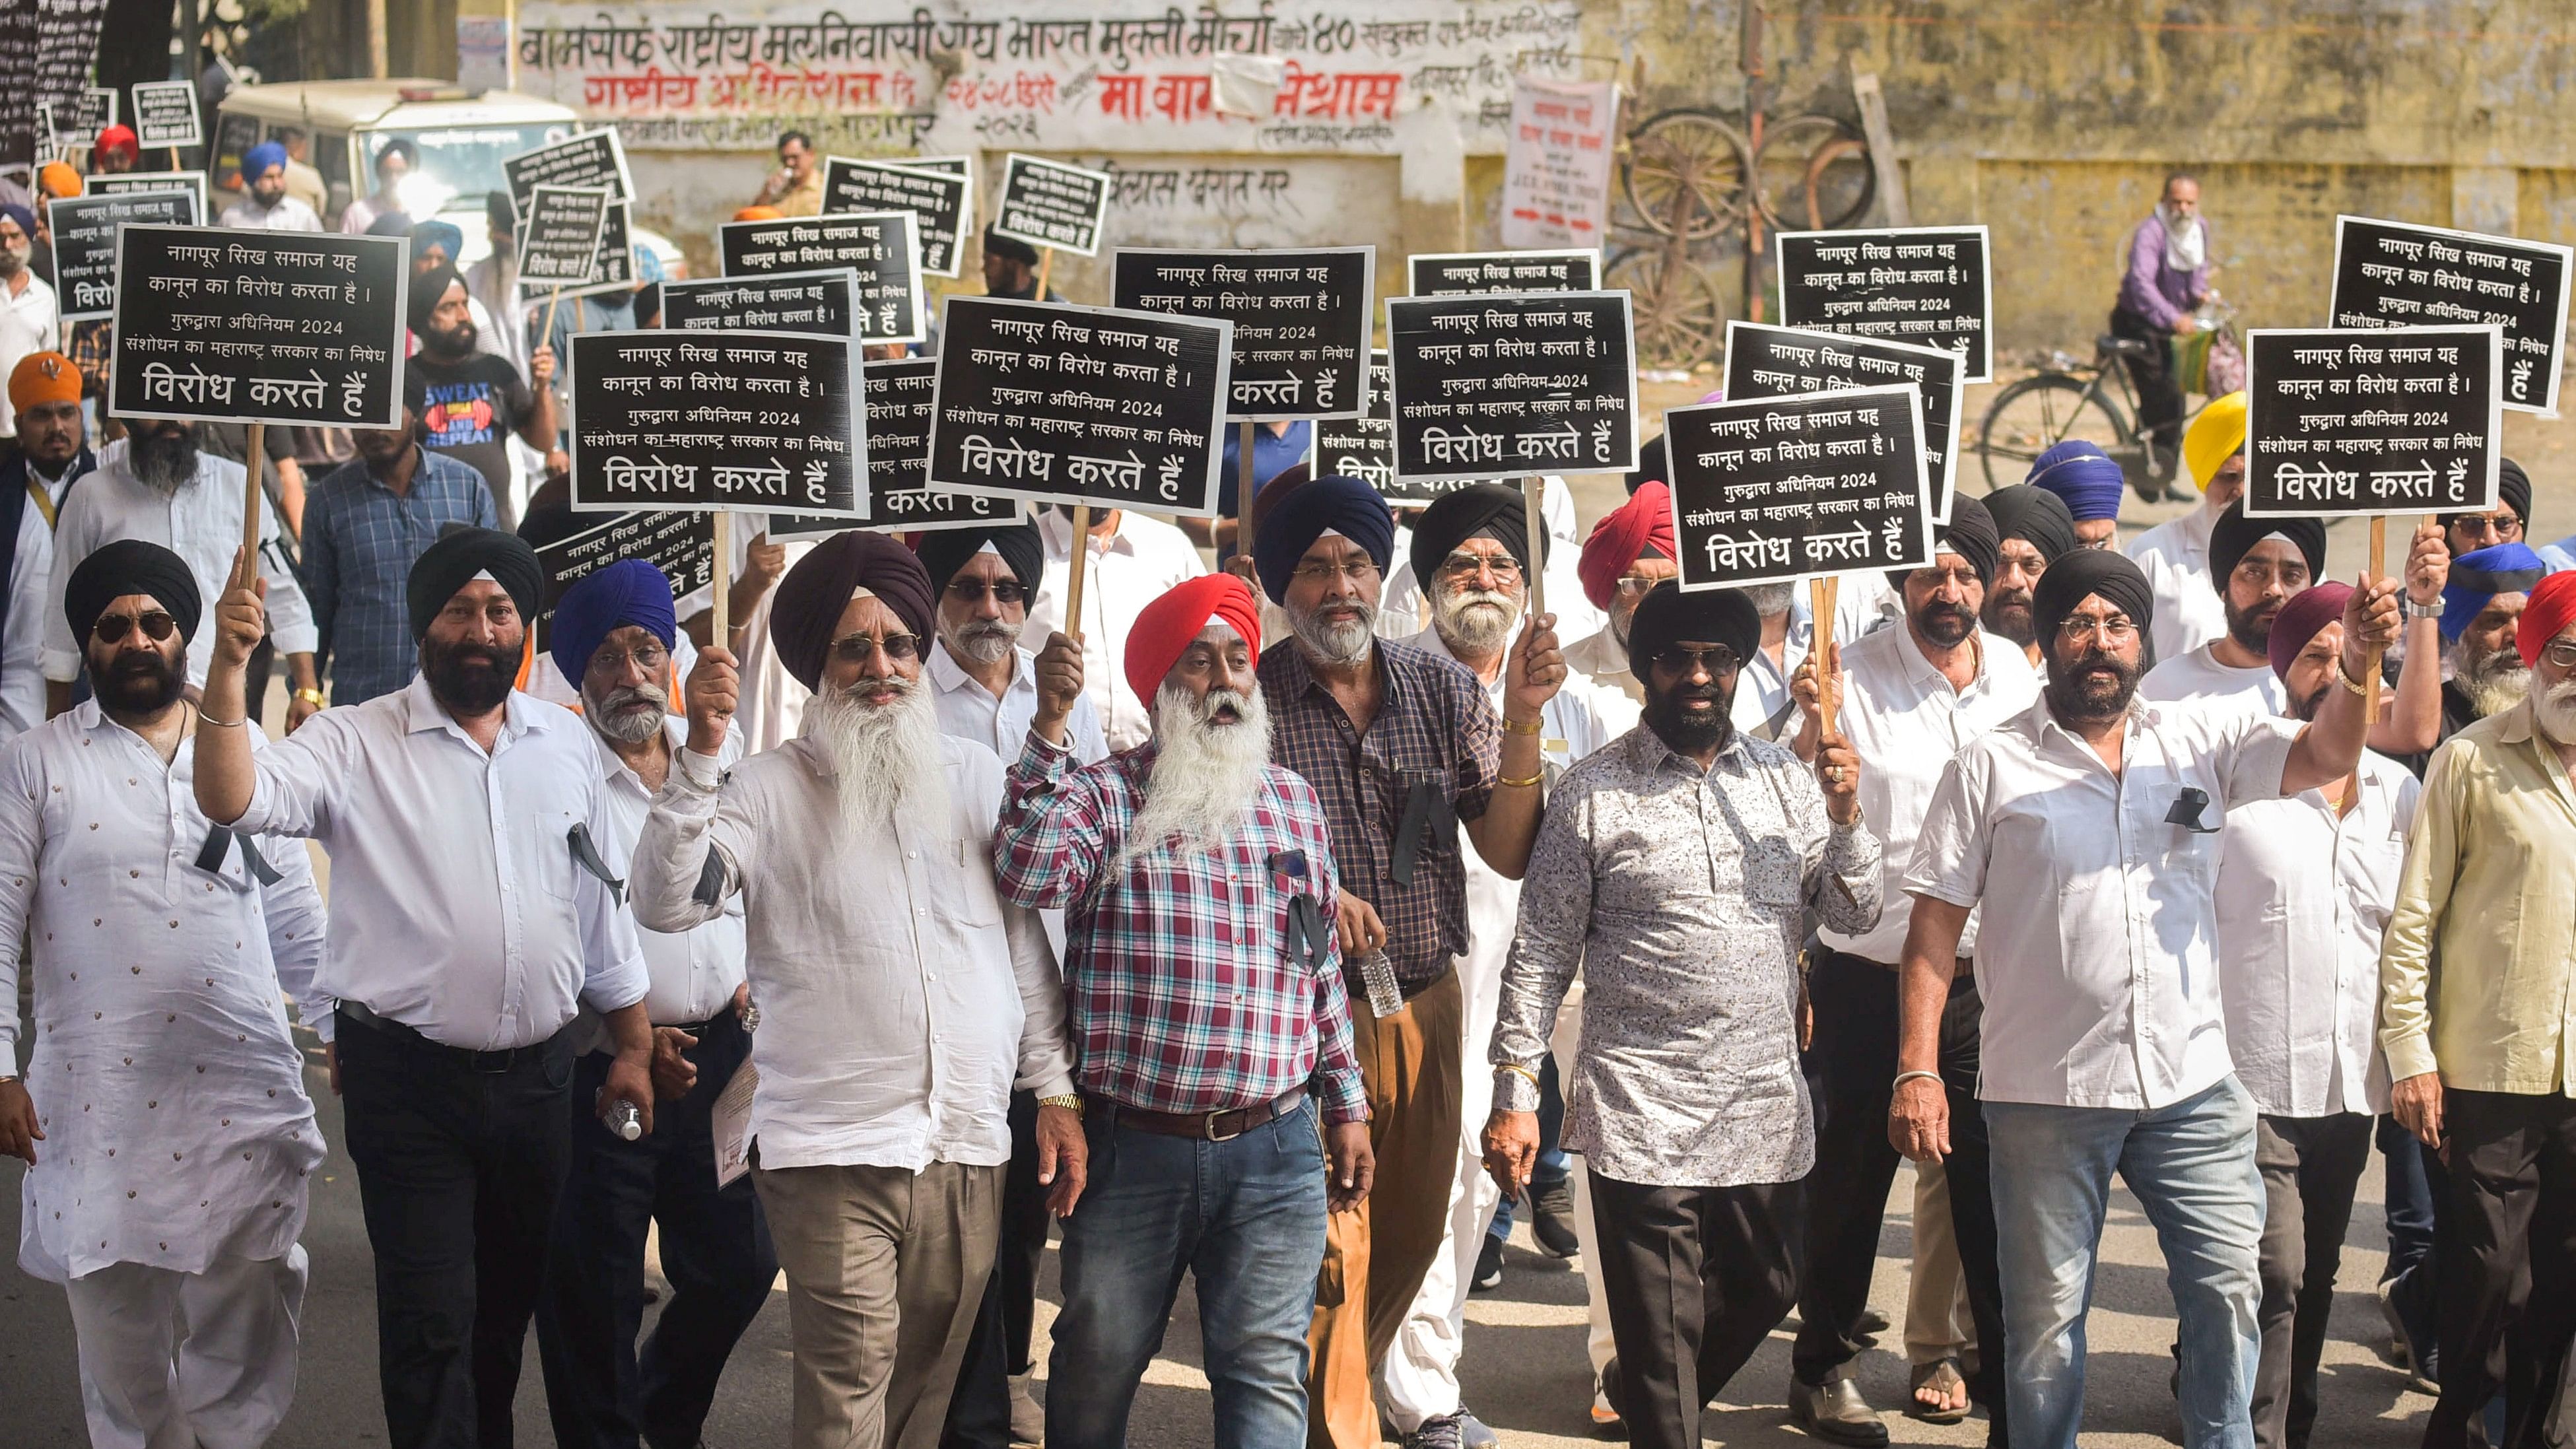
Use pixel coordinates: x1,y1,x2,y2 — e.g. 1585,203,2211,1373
2023,441,2127,553
409,265,559,528
0,202,59,444
1781,496,2036,1444
632,531,1081,1449
298,399,497,707
43,419,321,727
1248,473,1561,1449
193,527,656,1449
1022,502,1206,751
1982,483,2078,667
1485,580,1875,1449
981,225,1060,302
0,541,329,1449
1891,547,2400,1449
2381,570,2576,1449
2208,582,2420,1449
531,560,774,1449
0,353,90,736
2437,456,2533,562
995,572,1369,1448
2128,391,2251,663
215,143,323,232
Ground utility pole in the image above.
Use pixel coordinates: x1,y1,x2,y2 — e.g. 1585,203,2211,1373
1740,0,1767,322
368,0,390,77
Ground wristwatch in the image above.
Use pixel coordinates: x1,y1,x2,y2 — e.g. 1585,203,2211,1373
292,687,326,708
1038,1093,1083,1116
2402,596,2443,621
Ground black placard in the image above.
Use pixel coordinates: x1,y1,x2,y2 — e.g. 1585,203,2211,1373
2242,326,2503,518
516,184,609,288
128,80,199,149
48,187,199,321
928,295,1229,516
1406,249,1598,296
0,7,34,169
1666,387,1934,590
2329,215,2573,415
1385,290,1638,481
585,201,635,298
662,269,859,339
718,213,924,345
533,510,716,652
1312,351,1399,496
1722,321,1965,523
71,86,114,139
822,157,972,279
92,170,208,217
502,130,632,213
110,226,407,428
802,357,1023,538
570,329,866,518
1112,246,1373,421
990,153,1110,258
1775,226,1993,383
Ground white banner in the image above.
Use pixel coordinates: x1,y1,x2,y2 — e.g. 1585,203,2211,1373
1499,75,1615,250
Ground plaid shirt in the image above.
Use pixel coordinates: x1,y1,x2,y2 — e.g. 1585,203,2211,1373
1258,637,1500,997
992,731,1367,1125
297,448,496,704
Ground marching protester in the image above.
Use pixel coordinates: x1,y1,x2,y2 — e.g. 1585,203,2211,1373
1892,547,2402,1449
1023,502,1206,751
1,354,91,737
0,203,61,444
1981,482,2078,667
89,125,141,177
465,193,531,378
0,542,329,1449
1486,579,1878,1449
2216,582,2421,1449
751,131,825,217
2380,570,2576,1449
296,398,496,708
1785,497,2035,1444
992,572,1369,1448
216,143,324,233
193,527,658,1449
533,560,775,1449
2138,505,2325,711
630,531,1081,1449
2024,440,2128,552
1248,473,1560,1449
982,227,1060,302
2114,172,2216,486
2129,391,2251,663
340,139,418,236
2438,457,2531,561
407,268,559,529
2391,540,2552,775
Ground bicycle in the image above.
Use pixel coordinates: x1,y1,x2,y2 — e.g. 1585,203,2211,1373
1975,300,2238,503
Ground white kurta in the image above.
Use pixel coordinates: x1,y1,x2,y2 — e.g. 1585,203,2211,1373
0,706,327,1284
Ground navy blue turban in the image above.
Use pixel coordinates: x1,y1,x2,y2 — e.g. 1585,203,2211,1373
1253,473,1395,605
549,558,677,685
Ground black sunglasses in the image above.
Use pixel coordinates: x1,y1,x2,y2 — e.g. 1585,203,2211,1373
93,611,178,646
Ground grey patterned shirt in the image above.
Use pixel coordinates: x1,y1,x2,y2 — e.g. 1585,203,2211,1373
1490,724,1882,1187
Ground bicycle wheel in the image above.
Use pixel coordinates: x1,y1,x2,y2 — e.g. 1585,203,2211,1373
1605,246,1726,369
1621,109,1750,240
1754,114,1875,230
1977,374,2143,491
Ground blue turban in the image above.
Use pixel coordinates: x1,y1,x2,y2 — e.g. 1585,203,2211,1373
2441,542,2547,641
1252,473,1394,605
243,141,288,182
2025,441,2126,523
549,558,677,685
0,203,33,242
409,219,465,263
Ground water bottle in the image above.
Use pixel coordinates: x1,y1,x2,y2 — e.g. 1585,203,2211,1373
607,1098,643,1143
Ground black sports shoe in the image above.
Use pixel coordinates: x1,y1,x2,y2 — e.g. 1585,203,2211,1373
1532,1180,1579,1257
1472,1232,1505,1291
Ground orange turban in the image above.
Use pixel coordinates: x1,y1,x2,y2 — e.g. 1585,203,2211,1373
9,352,79,415
37,162,80,199
733,205,784,222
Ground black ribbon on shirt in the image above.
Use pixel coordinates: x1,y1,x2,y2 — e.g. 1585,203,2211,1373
1270,850,1331,974
193,825,284,886
2164,787,2221,835
1388,775,1456,887
691,848,729,908
566,823,625,904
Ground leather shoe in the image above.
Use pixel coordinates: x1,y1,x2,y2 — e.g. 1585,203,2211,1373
1788,1374,1890,1447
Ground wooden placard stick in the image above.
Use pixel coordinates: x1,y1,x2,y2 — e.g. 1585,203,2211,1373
1522,474,1547,618
712,511,733,644
1035,245,1054,303
240,422,265,562
1810,574,1840,738
1064,504,1093,643
540,284,566,351
2363,514,2387,718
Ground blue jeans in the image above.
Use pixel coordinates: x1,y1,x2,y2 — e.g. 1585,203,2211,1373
1046,1100,1329,1449
1986,1075,2263,1449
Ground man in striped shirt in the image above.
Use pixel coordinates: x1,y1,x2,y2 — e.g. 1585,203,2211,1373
994,573,1370,1449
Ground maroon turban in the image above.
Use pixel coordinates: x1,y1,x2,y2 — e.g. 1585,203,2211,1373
2266,582,2352,683
768,531,936,692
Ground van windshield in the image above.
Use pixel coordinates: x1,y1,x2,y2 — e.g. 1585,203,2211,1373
362,123,575,217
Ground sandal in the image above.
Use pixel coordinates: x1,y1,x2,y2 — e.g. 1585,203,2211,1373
1908,1356,1971,1424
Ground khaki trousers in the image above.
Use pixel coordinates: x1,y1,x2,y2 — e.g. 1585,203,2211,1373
1306,966,1463,1449
753,1158,1001,1449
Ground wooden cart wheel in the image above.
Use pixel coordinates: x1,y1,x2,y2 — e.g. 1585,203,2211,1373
1607,246,1728,369
1621,108,1751,240
1754,113,1876,230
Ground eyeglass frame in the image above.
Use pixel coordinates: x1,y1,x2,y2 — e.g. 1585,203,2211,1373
91,611,179,646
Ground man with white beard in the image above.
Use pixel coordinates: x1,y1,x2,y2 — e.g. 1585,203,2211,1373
993,573,1369,1448
630,531,1083,1449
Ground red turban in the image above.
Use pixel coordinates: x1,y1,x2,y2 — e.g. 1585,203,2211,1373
92,125,138,166
1125,574,1262,707
1578,480,1676,611
2517,570,2576,668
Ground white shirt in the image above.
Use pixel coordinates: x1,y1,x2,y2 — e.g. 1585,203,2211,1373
1907,696,2301,1109
229,676,651,1049
217,196,325,232
928,638,1109,766
1022,510,1207,751
633,732,1076,1172
2216,747,2416,1119
2140,641,2286,716
2,461,77,737
0,708,327,1282
43,437,320,688
1823,626,2043,963
1565,624,1643,737
340,193,399,236
2129,503,2226,665
0,273,61,437
465,255,529,375
594,716,746,1027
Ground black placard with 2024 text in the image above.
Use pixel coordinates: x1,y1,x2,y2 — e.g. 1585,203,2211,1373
1665,386,1934,590
2242,325,2503,518
1113,246,1373,421
1721,321,1965,522
2328,215,2573,416
823,157,972,278
1385,290,1637,481
570,329,866,519
49,187,199,322
110,225,407,428
1775,226,1993,383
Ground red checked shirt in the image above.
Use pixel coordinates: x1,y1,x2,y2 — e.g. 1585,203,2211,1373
992,731,1368,1125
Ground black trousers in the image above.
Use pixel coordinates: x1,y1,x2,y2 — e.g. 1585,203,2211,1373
2250,1112,2373,1449
535,1011,778,1449
335,1009,577,1449
2425,1089,2576,1449
1937,977,2010,1449
2111,305,2185,461
1793,951,1904,1385
1591,1172,1803,1449
941,1089,1052,1449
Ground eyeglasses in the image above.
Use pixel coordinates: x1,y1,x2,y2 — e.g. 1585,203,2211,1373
1651,644,1741,676
1437,552,1521,581
1615,574,1670,599
2544,640,2576,670
828,631,922,664
945,578,1027,605
92,611,177,645
2455,514,2524,541
584,643,669,679
2058,613,2139,644
1289,558,1380,585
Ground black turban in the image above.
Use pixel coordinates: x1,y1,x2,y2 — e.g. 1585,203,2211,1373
1927,494,2000,585
914,522,1044,595
982,225,1039,267
770,531,936,692
407,526,543,642
1253,474,1395,604
1408,483,1544,587
1624,434,1669,496
2441,455,2530,531
2030,547,2156,669
65,540,201,651
1983,483,2077,564
2206,502,2326,595
408,262,463,335
1625,580,1762,681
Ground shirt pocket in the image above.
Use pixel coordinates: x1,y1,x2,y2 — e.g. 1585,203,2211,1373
939,838,1004,929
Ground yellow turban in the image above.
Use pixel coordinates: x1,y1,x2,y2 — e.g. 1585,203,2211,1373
2185,390,2248,489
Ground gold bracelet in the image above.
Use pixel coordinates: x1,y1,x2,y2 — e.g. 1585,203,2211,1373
1501,715,1543,736
1498,771,1543,789
2334,659,2371,698
1497,1062,1541,1086
1038,1093,1084,1116
292,687,325,708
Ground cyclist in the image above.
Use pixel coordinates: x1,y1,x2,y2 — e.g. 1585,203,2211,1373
2114,174,2217,483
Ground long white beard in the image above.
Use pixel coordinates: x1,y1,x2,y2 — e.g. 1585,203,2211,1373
802,673,949,832
1433,585,1519,659
2535,677,2576,746
1125,683,1273,865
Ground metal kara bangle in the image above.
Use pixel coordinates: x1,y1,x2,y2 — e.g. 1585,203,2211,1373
1892,1069,1943,1091
1498,772,1544,789
196,712,248,728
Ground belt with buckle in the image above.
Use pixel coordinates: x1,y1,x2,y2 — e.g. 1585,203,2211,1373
1101,1087,1307,1142
337,1001,560,1074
